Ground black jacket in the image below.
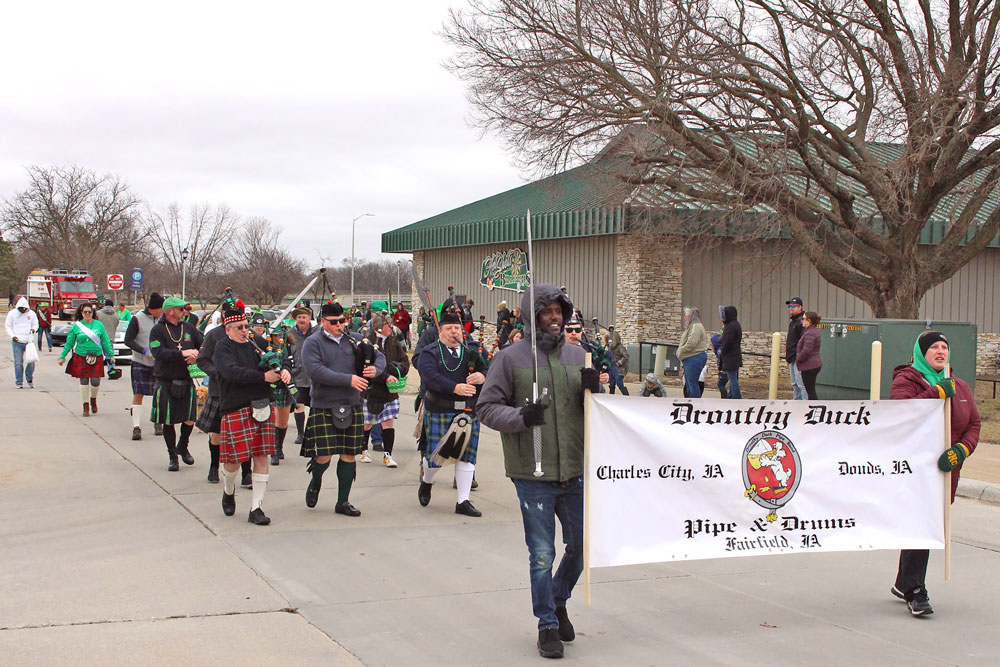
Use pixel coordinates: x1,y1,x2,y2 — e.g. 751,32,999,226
149,318,205,382
785,312,804,363
364,329,411,404
214,337,271,415
197,326,228,397
718,306,743,371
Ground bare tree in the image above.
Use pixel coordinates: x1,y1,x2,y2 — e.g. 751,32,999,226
1,165,147,273
446,0,1000,317
146,203,239,304
228,217,307,307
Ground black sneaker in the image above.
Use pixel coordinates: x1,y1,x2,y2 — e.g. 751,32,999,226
537,628,564,659
207,466,219,483
270,454,280,466
455,500,482,517
294,433,304,445
241,473,253,489
248,508,271,525
222,492,236,516
554,606,575,642
890,585,906,602
131,427,142,441
418,481,432,507
907,588,933,616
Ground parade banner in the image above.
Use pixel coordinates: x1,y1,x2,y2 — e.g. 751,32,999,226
587,396,946,568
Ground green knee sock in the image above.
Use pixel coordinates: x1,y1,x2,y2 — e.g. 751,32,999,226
308,460,330,490
336,459,356,505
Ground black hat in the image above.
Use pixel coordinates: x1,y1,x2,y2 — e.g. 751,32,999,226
148,292,164,310
439,310,463,326
918,331,948,357
105,299,114,308
321,301,344,317
785,297,803,306
251,314,267,327
223,308,245,324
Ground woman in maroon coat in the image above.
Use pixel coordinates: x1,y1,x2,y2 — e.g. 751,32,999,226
795,311,823,399
889,330,980,617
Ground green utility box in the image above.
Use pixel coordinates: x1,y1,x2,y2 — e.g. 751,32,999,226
815,319,977,399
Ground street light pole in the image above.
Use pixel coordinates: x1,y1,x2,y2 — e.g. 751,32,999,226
350,213,374,307
180,247,189,300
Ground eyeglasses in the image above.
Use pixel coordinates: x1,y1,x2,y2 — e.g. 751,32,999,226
233,324,249,330
565,327,582,333
324,317,346,324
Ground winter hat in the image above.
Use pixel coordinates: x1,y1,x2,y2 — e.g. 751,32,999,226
251,314,267,327
645,373,657,383
321,301,344,318
439,310,463,326
148,293,165,310
917,330,948,357
223,308,245,324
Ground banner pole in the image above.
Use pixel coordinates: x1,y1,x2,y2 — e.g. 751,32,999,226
768,332,781,399
944,364,952,581
583,351,593,606
870,341,882,400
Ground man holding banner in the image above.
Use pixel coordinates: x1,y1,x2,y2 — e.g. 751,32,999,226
479,285,606,659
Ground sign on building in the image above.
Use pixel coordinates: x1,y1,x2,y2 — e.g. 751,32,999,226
480,248,531,292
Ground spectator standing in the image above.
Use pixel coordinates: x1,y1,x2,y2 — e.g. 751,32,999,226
35,301,53,352
796,312,823,400
710,331,727,398
608,330,630,395
718,305,743,398
96,300,119,340
392,302,412,349
677,306,708,398
7,297,39,388
785,297,806,399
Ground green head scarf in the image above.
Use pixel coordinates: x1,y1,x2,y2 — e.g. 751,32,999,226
911,331,951,386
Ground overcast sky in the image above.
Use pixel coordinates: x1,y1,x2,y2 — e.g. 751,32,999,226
0,0,523,267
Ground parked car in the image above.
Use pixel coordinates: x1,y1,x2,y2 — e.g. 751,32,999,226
49,320,131,365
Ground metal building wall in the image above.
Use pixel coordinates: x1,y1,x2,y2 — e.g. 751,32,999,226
420,236,617,325
683,240,1000,333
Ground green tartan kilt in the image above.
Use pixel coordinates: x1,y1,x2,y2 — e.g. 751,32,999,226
150,382,197,425
300,406,364,458
272,382,294,409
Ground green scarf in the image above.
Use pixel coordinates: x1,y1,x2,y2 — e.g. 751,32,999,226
911,335,950,387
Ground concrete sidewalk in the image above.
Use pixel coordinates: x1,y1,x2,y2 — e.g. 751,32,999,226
4,338,1000,665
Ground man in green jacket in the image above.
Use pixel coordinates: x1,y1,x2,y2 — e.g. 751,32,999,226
478,284,607,659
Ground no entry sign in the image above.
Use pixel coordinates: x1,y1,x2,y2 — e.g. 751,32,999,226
107,274,124,291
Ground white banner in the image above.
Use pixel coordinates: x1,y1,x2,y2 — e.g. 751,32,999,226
587,397,946,568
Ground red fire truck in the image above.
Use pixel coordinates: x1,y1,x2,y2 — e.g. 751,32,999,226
26,269,99,319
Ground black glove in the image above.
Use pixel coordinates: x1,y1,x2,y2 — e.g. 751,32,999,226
581,367,601,393
521,401,546,427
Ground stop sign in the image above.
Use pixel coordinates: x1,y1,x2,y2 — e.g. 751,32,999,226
107,274,124,291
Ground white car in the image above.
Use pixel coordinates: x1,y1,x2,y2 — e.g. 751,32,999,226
113,320,132,365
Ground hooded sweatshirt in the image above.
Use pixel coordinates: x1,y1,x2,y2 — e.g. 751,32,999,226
478,284,594,482
718,306,743,371
5,297,38,340
96,304,119,340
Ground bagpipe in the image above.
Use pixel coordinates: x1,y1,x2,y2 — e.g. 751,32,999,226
582,316,613,374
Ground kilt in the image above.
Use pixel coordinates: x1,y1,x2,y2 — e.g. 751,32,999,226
131,362,155,396
65,353,105,379
272,382,294,409
150,381,198,425
301,406,364,458
195,394,223,433
424,409,480,468
220,406,276,464
363,398,400,425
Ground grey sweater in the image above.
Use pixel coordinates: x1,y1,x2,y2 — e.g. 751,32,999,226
301,329,386,408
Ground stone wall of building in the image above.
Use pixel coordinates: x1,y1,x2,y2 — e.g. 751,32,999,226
615,234,684,345
410,251,425,315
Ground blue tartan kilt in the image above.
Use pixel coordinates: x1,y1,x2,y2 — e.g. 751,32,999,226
423,410,480,468
363,398,400,425
131,363,155,396
300,406,364,458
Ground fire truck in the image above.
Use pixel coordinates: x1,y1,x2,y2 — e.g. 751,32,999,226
26,269,99,319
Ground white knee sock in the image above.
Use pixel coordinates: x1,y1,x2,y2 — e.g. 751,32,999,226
131,406,141,428
223,467,238,495
422,463,439,485
251,473,269,511
90,384,99,398
81,385,90,403
455,461,475,503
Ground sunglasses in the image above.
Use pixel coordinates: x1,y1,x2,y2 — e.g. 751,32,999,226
787,304,799,309
565,327,582,333
233,324,249,330
324,317,347,324
82,309,93,314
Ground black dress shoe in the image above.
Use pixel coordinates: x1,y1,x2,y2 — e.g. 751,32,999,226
455,500,482,517
270,454,280,466
178,449,195,466
418,481,432,506
207,466,219,483
555,606,575,642
241,473,253,489
167,458,179,472
305,483,320,508
537,628,564,659
222,492,236,516
335,502,361,517
247,508,270,525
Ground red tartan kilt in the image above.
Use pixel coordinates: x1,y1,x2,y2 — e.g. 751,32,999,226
219,406,276,464
65,353,105,379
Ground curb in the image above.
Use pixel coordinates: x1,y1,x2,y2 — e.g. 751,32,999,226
957,477,1000,505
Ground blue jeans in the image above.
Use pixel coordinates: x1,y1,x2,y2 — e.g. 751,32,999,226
12,340,34,386
37,327,52,350
511,476,584,630
725,370,741,398
681,352,707,398
370,422,383,445
788,362,806,400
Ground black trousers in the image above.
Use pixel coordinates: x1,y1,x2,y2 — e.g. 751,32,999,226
801,368,820,400
895,549,929,596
